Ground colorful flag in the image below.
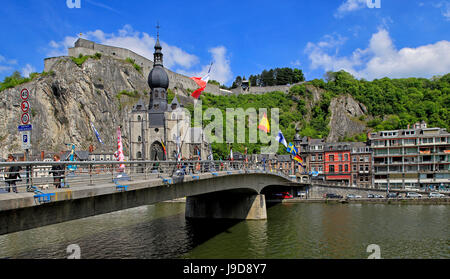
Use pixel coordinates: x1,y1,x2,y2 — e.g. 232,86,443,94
230,148,233,161
190,63,212,99
287,143,298,156
275,130,288,148
294,154,303,165
90,122,104,145
258,112,270,133
161,141,167,156
115,126,125,170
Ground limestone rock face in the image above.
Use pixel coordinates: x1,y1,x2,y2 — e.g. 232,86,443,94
0,56,151,158
327,95,368,142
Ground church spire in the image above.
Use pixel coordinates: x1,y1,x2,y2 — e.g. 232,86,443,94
154,22,163,66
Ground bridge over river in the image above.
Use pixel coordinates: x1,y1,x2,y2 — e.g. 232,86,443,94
0,160,308,235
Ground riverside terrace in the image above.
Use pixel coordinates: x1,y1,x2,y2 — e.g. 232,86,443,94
0,160,306,235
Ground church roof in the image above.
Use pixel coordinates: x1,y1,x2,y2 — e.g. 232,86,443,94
132,98,146,111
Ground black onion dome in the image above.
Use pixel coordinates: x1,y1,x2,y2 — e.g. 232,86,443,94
148,66,169,90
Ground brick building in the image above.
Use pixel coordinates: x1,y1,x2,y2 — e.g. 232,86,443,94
324,143,351,185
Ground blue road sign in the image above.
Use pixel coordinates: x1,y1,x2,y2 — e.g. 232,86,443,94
18,124,32,131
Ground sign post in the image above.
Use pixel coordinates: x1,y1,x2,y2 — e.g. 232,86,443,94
19,88,32,190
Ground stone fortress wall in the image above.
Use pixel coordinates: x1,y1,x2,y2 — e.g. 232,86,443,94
43,38,302,97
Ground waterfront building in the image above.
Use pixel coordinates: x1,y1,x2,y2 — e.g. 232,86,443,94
350,142,372,188
368,122,450,190
324,143,352,185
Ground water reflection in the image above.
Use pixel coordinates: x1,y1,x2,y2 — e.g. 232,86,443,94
0,203,448,259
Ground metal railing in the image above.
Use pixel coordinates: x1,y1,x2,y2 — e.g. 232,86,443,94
0,160,300,193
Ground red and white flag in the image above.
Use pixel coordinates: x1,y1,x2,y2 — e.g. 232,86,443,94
190,63,212,99
115,126,125,171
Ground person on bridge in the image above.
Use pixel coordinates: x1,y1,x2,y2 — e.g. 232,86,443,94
50,154,65,189
5,154,21,193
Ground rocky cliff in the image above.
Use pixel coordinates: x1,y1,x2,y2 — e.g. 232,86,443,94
0,55,153,158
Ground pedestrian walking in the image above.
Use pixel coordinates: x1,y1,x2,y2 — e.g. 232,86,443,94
50,154,64,189
5,154,21,193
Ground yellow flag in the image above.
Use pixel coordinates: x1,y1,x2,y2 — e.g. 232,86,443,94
258,113,270,133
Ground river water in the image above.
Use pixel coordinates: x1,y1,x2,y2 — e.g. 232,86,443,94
0,202,448,259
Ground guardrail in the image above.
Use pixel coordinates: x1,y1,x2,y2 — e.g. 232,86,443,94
0,160,300,193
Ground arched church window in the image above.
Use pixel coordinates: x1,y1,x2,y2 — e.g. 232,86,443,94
137,115,141,121
155,128,159,133
138,136,142,142
137,151,142,159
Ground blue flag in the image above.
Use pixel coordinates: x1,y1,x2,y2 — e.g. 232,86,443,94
287,143,298,155
91,122,104,144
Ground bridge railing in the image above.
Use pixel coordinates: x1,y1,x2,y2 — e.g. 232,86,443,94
0,160,299,193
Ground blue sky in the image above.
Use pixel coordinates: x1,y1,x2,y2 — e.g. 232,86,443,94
0,0,449,86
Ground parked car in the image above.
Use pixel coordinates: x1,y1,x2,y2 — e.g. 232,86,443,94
324,193,343,199
429,192,445,198
346,194,356,199
374,194,384,198
406,192,422,198
354,195,362,199
367,194,375,198
387,193,399,198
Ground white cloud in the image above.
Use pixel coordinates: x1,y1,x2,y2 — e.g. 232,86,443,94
0,54,18,74
335,0,367,18
48,36,78,57
305,29,450,80
21,64,36,77
178,46,233,85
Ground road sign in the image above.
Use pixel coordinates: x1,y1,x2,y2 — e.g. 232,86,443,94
21,131,31,150
21,88,29,100
21,113,30,124
21,101,30,112
18,124,32,132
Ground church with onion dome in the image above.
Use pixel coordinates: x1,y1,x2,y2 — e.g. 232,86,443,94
129,31,211,161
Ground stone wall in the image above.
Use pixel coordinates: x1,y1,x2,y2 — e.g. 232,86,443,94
308,184,389,199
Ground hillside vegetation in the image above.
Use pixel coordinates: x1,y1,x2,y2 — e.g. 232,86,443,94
196,71,450,159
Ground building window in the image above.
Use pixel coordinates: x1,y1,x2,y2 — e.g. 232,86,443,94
353,157,357,162
311,155,316,161
345,164,348,172
138,136,142,142
329,165,335,173
329,155,334,161
339,154,342,161
318,154,323,161
365,156,369,162
339,165,343,172
137,152,142,159
353,165,357,171
344,154,348,161
137,115,141,121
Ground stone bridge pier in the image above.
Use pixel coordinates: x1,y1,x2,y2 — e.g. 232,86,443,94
186,190,267,220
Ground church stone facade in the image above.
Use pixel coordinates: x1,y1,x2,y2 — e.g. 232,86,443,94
129,34,210,161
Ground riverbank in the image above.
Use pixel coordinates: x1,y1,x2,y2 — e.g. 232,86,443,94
268,197,450,205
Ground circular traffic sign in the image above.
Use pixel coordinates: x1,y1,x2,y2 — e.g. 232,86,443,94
21,101,30,113
21,88,29,100
21,113,30,124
